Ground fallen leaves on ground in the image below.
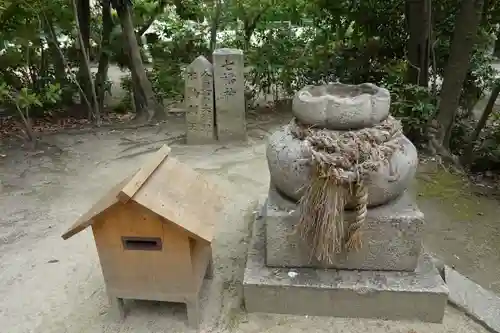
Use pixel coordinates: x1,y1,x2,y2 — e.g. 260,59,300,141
0,112,136,139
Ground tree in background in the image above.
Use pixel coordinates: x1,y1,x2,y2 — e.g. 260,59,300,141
94,0,114,114
405,0,431,87
110,0,164,121
435,0,485,149
72,0,100,123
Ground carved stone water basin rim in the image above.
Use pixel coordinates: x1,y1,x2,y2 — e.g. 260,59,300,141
292,82,391,130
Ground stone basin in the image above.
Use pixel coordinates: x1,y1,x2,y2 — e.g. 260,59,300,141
266,123,419,208
292,83,390,130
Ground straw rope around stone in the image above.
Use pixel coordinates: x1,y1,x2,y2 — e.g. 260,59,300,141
290,115,403,263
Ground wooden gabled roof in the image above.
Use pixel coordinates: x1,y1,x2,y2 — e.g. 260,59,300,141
61,145,223,243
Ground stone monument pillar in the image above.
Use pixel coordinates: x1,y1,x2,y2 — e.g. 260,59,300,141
184,56,217,144
213,48,247,142
243,83,448,323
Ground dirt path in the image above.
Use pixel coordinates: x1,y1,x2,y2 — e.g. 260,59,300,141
0,113,497,333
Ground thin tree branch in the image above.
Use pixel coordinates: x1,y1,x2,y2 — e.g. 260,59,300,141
41,11,93,113
462,82,500,165
243,4,272,46
70,0,101,124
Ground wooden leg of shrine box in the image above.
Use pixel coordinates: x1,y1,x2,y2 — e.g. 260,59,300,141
101,243,212,328
188,253,213,328
108,296,126,319
205,258,214,279
186,297,201,328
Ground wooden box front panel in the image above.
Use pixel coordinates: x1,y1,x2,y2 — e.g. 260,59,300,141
92,202,195,301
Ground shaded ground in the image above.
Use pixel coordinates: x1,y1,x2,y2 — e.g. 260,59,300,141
0,111,499,332
417,164,500,293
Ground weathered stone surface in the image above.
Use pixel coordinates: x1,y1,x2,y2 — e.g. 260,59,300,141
184,56,216,144
292,83,391,130
243,214,448,323
265,187,424,271
213,48,246,142
266,124,419,207
445,265,500,333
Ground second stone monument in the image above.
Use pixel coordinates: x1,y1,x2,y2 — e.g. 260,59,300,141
243,82,448,323
213,48,247,142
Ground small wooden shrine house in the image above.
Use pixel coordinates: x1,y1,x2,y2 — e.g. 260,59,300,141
61,145,223,328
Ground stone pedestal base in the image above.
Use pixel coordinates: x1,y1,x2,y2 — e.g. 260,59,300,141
243,215,449,323
266,187,424,271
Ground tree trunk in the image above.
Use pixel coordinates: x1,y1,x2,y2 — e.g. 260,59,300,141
116,4,164,121
77,0,92,114
435,0,485,148
461,83,500,166
44,17,73,105
121,35,148,119
77,0,91,52
209,0,222,55
95,0,114,114
495,29,500,56
16,106,36,143
39,42,48,92
132,80,146,115
242,6,271,51
72,0,100,124
405,0,431,86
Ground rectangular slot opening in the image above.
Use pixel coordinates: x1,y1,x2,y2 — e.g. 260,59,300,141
122,236,162,251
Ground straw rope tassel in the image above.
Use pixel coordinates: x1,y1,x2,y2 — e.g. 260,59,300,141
346,180,368,251
291,116,402,261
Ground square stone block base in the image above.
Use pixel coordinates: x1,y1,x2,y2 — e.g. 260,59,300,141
266,187,424,271
243,214,449,323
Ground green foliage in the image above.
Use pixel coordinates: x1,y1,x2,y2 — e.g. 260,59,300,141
0,81,61,120
141,15,210,100
450,111,500,172
388,83,438,145
0,0,78,121
469,120,500,172
460,49,497,111
2,0,500,172
244,25,319,100
113,0,500,172
448,101,500,173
